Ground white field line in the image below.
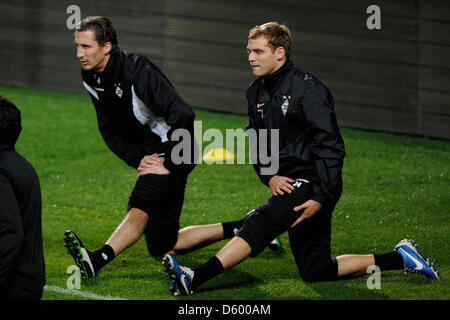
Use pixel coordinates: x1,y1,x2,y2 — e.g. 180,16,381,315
44,285,127,300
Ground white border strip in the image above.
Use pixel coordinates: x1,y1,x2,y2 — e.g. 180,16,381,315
82,81,99,100
44,285,127,300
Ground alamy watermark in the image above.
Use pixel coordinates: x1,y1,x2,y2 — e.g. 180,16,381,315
66,265,81,290
66,2,382,174
170,121,280,176
66,263,382,291
67,4,381,31
66,5,81,30
366,5,381,30
366,265,381,290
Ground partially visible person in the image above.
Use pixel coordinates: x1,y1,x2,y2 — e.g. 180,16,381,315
0,96,46,300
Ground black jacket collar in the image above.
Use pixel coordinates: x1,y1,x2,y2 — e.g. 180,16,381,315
259,59,293,95
83,51,121,83
101,51,120,76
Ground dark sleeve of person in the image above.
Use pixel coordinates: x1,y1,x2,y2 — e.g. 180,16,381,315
301,84,345,204
0,172,24,285
91,97,147,169
134,64,196,176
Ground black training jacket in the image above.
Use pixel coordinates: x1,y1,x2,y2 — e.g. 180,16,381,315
246,60,345,205
81,50,196,176
0,145,45,295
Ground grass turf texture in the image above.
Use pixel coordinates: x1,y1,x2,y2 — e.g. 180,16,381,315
1,84,448,300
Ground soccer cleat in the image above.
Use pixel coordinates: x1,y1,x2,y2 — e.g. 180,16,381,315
394,239,440,280
64,230,97,278
268,237,282,251
163,254,194,296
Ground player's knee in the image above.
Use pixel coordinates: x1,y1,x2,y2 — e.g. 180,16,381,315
144,228,179,258
299,268,325,282
146,241,175,257
298,260,338,283
146,246,166,257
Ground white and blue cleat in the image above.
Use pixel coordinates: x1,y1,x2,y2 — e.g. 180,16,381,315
163,254,194,296
394,239,440,280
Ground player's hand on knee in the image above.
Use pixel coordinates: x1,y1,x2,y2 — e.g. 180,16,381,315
291,200,322,227
138,154,170,175
139,154,160,168
138,164,170,176
268,175,295,196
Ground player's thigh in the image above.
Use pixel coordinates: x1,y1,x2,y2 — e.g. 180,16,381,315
238,179,313,256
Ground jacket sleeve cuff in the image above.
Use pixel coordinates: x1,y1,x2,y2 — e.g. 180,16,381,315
312,192,326,205
259,173,274,187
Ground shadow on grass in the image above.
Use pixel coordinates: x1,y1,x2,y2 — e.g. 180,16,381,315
193,269,266,299
299,271,442,300
303,280,390,300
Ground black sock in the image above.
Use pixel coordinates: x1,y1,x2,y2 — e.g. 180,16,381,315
192,256,224,289
374,251,404,271
222,218,245,239
92,244,115,272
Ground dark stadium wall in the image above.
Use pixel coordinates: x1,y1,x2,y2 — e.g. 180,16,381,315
0,0,448,139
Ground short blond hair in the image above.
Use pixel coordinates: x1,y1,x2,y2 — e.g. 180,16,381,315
248,22,292,58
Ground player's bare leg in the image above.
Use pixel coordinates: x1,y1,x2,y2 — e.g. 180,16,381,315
168,223,224,255
167,216,281,257
163,236,252,296
336,254,375,278
106,207,149,256
64,207,148,278
215,236,252,269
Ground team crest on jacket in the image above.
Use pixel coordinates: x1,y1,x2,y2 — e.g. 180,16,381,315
114,83,123,98
281,95,291,116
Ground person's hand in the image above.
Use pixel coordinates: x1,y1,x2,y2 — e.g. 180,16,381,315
291,200,322,227
138,154,170,175
138,153,161,171
268,175,295,196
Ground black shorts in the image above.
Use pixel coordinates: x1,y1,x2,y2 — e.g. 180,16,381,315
237,178,313,257
288,177,342,282
238,176,342,282
128,173,187,257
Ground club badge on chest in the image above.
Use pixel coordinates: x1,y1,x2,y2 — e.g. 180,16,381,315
114,82,123,98
281,95,291,116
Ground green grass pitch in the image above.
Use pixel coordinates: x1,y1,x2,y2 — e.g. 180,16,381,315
1,85,448,300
